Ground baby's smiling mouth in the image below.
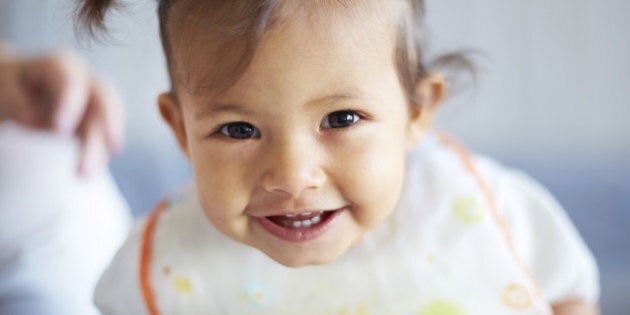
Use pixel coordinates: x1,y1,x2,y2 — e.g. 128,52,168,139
258,209,344,242
267,211,327,228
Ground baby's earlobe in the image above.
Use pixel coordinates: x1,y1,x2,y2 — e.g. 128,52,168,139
414,71,446,110
405,72,447,149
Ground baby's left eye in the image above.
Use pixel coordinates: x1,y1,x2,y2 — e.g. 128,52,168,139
321,111,360,129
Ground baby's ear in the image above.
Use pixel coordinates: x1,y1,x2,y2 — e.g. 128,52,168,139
158,92,190,159
406,71,446,149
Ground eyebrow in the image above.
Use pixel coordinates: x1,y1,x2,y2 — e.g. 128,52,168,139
195,103,253,120
307,92,362,106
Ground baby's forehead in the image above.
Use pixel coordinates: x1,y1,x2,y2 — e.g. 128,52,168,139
165,0,401,95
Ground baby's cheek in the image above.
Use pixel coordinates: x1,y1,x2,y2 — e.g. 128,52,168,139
194,163,250,216
339,144,405,226
354,140,405,187
198,193,252,243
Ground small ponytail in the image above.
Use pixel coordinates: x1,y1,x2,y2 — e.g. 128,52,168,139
75,0,122,37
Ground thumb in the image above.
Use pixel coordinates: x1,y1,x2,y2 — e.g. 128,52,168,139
28,50,91,135
0,60,38,125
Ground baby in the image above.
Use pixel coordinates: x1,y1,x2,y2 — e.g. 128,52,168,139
78,1,599,314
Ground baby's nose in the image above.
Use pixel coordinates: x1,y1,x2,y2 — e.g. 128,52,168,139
260,137,326,196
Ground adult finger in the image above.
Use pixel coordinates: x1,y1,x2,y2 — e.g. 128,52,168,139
0,60,37,125
75,75,125,176
26,50,92,135
76,100,109,177
89,75,125,154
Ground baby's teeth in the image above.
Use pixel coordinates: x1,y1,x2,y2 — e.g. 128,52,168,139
285,213,297,218
285,213,323,229
300,211,312,217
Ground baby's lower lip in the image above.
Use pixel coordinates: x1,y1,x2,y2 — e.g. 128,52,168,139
257,208,344,242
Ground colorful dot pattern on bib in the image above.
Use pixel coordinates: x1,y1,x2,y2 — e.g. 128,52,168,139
452,196,486,224
417,300,466,315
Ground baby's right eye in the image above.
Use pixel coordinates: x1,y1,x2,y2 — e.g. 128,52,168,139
321,110,361,129
219,122,260,139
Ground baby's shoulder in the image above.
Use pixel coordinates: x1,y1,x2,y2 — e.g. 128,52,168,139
407,135,599,304
403,134,579,240
94,184,206,313
94,219,148,314
407,134,551,205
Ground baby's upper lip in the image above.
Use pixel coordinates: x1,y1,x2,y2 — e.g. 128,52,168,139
245,194,348,217
250,205,347,218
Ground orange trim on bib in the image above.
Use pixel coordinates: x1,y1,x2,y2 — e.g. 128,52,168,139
139,199,169,315
436,133,549,312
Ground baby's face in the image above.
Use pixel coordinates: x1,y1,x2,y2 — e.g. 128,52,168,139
163,11,430,267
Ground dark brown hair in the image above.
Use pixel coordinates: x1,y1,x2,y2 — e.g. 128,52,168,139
77,0,474,104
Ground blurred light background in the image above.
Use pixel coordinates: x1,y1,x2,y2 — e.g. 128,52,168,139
1,0,628,313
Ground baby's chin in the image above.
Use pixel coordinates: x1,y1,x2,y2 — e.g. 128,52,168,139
250,234,362,268
261,248,344,268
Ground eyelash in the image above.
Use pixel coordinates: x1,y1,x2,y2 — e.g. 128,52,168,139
214,110,364,140
218,122,260,139
320,110,363,130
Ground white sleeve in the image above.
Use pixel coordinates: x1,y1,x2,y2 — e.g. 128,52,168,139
94,222,150,315
481,160,600,305
0,122,131,314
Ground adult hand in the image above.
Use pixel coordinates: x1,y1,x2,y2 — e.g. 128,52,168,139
0,44,124,176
